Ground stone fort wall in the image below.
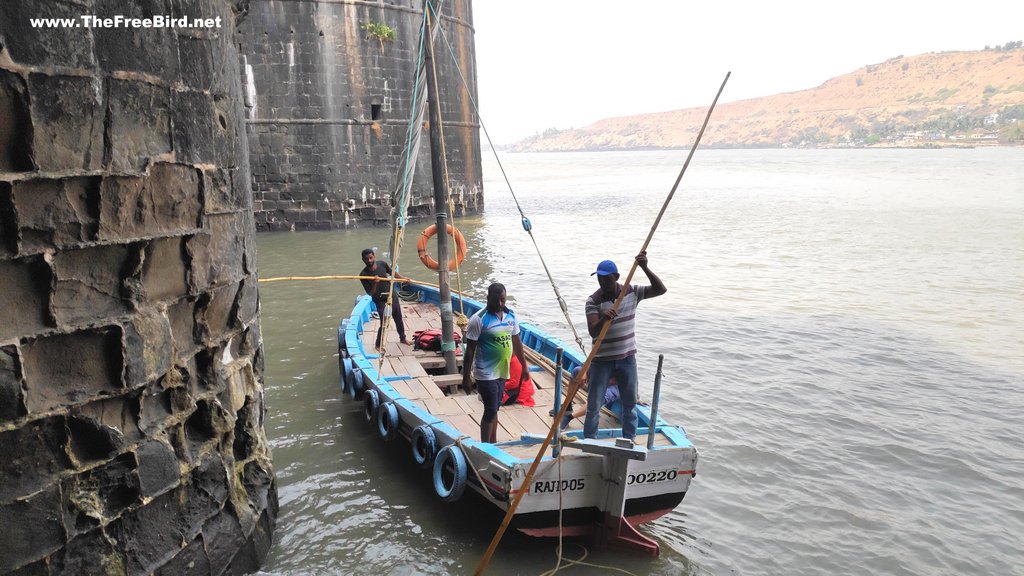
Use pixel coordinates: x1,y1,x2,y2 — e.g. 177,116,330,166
0,1,277,574
239,0,482,231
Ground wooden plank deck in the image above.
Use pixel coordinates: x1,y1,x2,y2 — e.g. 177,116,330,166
358,300,676,450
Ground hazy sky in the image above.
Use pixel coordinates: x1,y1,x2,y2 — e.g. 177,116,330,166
471,1,1024,143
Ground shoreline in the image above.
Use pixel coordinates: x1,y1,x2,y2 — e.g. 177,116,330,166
493,142,1023,153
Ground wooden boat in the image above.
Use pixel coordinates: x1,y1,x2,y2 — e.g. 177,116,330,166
336,2,701,556
338,284,699,553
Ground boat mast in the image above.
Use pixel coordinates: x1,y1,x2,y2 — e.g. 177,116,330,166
424,3,458,374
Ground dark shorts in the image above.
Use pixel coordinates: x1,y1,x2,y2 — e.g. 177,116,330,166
476,378,504,422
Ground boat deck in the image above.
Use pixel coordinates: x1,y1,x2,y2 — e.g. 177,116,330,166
364,300,672,459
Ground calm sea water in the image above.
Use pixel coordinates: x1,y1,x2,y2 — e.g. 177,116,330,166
254,149,1024,576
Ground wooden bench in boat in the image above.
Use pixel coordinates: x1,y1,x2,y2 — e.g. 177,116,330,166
431,373,463,394
416,353,463,371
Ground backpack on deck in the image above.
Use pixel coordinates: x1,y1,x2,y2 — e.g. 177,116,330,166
412,329,461,352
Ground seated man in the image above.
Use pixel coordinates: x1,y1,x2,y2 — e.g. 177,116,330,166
561,367,622,429
502,355,535,407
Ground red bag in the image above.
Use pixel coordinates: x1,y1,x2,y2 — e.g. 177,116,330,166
412,329,461,352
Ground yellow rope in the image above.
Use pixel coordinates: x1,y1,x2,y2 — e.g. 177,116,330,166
538,543,639,576
258,275,480,297
259,274,427,286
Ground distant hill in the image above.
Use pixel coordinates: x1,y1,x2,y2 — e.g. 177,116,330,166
511,45,1024,150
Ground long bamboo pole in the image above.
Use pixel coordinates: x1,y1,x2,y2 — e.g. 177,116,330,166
473,72,730,576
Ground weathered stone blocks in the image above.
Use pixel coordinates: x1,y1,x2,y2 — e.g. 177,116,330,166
0,416,70,503
92,0,177,78
67,412,126,464
195,282,241,346
204,168,252,214
201,505,247,576
177,36,215,91
135,439,180,498
0,485,65,571
192,453,230,509
51,244,132,327
193,347,225,396
154,535,211,576
123,310,174,389
0,257,52,341
173,89,218,165
239,0,482,230
0,183,16,257
62,452,140,524
105,79,172,173
0,2,94,69
27,74,105,172
50,528,126,576
141,237,190,302
184,399,222,447
238,322,262,366
10,177,102,254
187,213,247,291
0,346,26,422
231,397,256,461
242,460,274,516
109,490,189,576
139,384,176,438
76,393,143,447
21,328,123,413
221,362,255,423
244,507,277,571
212,95,241,169
1,0,275,572
0,71,33,173
99,163,202,241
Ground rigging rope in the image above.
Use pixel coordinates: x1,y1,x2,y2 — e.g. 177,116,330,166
431,14,585,354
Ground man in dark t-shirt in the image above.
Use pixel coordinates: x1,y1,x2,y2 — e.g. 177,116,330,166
359,248,410,349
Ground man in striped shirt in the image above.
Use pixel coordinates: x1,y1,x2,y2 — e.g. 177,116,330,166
584,251,666,440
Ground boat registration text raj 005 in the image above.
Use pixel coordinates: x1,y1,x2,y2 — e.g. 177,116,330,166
533,478,586,494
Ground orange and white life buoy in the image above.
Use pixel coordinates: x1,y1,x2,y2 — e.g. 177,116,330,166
417,224,468,271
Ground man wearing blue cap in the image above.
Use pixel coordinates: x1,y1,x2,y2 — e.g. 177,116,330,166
584,251,666,441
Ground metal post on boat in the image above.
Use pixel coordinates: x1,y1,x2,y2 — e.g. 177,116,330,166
647,354,664,450
552,347,563,457
424,4,458,374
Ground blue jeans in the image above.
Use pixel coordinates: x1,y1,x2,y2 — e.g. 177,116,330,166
584,355,638,439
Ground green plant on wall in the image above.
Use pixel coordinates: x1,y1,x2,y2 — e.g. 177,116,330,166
362,21,396,53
